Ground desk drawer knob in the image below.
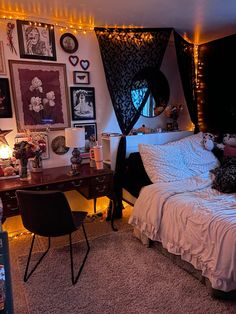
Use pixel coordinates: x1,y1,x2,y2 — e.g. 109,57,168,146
95,185,106,193
72,180,83,187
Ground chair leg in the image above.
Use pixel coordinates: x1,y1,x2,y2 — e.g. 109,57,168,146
24,235,51,282
69,223,90,285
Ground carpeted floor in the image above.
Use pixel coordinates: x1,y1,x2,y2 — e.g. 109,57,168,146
7,205,236,313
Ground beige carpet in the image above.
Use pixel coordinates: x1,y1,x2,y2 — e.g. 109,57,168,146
16,230,236,314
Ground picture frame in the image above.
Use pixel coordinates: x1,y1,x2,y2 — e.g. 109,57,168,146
15,132,50,159
73,71,90,85
9,60,70,131
60,33,79,54
0,41,6,75
0,78,13,118
16,19,56,61
70,86,96,121
73,122,97,158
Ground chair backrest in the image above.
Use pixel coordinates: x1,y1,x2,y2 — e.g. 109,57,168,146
16,190,77,237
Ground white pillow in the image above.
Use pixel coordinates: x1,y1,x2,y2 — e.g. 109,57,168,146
168,132,219,175
139,143,194,183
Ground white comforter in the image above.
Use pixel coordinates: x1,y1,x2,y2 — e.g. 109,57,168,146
128,172,236,292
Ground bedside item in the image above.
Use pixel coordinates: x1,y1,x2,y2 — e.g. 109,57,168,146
51,136,69,155
90,143,104,170
65,127,85,175
60,33,79,54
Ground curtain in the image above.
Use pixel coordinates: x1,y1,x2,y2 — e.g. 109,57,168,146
95,27,172,135
198,34,236,133
174,31,199,133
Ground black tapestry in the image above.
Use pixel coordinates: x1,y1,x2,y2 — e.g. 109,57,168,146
174,31,199,132
95,28,172,135
198,34,236,134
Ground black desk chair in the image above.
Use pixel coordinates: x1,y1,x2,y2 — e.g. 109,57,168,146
16,190,90,285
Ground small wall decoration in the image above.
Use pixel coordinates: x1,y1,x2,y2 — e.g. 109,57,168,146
73,122,97,158
73,71,90,85
0,42,6,75
60,33,79,54
9,60,70,131
51,135,69,155
70,87,96,121
15,132,50,159
16,20,56,61
80,59,90,70
69,55,79,66
0,78,13,118
6,22,17,55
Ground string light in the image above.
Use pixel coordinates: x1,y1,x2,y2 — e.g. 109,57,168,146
0,14,95,34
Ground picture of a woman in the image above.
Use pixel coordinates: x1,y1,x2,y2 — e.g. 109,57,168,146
24,26,52,56
70,87,96,120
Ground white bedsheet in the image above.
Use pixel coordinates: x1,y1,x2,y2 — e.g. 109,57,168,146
128,172,236,292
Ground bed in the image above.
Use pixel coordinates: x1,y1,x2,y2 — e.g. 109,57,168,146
126,132,236,297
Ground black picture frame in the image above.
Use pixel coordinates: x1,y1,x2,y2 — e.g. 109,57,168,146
70,87,96,120
16,20,57,61
73,122,97,158
0,78,12,118
60,33,79,54
73,71,90,85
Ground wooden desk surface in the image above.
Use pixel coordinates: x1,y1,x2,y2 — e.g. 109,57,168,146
0,164,113,192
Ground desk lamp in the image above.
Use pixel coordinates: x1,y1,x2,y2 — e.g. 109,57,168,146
65,127,85,176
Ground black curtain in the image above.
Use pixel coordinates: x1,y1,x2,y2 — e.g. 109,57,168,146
198,34,236,134
95,27,172,135
174,31,199,133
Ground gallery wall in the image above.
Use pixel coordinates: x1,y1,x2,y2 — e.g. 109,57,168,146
0,20,192,168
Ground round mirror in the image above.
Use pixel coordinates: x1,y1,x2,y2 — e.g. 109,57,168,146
131,68,170,117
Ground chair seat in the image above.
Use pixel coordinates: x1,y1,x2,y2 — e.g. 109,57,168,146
72,211,88,228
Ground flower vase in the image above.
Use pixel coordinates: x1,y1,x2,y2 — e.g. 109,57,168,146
19,159,31,181
31,156,43,173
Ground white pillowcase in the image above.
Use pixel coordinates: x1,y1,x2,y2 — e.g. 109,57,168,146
139,132,219,183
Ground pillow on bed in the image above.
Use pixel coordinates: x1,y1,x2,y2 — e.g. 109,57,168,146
139,142,194,183
168,132,219,175
139,132,219,183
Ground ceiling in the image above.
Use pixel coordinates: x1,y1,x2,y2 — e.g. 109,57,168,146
0,0,236,43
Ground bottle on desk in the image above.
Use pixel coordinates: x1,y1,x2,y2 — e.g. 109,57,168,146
89,142,104,170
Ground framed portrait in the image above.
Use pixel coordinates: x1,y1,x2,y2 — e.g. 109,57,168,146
73,71,90,85
70,86,96,121
9,60,70,131
0,78,13,118
0,41,6,75
16,19,56,61
15,132,50,159
73,122,97,158
60,33,79,54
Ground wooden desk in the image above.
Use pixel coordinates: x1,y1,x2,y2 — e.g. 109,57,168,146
0,164,115,229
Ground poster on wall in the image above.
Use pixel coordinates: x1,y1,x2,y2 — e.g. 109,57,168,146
0,78,13,118
73,122,97,158
9,60,70,131
70,87,96,121
16,20,56,61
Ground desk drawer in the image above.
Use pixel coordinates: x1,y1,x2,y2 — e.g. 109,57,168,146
42,179,87,192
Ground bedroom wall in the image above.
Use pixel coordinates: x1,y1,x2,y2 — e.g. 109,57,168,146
0,21,192,168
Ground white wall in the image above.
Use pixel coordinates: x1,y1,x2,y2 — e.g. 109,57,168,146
0,23,192,168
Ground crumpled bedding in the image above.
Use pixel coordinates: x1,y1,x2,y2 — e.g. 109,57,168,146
128,172,236,292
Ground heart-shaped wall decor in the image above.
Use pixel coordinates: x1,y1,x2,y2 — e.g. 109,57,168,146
80,59,90,70
69,56,79,66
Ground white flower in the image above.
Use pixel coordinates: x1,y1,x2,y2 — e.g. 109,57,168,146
43,91,55,107
29,97,43,112
29,77,43,93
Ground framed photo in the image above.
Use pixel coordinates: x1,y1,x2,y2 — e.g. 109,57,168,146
16,19,56,61
74,122,97,158
0,78,13,118
9,60,70,131
15,132,50,159
73,71,90,85
0,41,6,75
70,86,96,120
60,33,78,54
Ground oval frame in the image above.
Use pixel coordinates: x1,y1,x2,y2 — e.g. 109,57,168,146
60,33,79,54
